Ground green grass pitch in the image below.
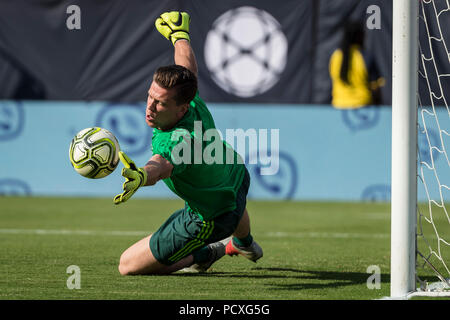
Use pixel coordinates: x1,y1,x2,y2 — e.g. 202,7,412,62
0,197,445,300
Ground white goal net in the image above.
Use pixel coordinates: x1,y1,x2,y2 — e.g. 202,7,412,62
416,0,450,293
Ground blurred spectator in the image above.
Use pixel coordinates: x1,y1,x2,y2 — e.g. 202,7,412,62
329,21,384,109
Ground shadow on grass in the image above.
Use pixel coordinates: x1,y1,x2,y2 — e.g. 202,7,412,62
173,267,393,291
253,267,389,290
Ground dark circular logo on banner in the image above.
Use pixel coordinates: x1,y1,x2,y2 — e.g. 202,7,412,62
95,104,152,156
361,184,390,202
204,6,288,97
342,107,380,132
0,178,32,196
0,101,24,141
246,150,298,199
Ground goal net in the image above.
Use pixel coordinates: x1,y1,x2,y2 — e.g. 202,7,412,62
415,0,450,295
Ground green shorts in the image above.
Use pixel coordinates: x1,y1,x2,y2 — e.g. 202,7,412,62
149,168,250,265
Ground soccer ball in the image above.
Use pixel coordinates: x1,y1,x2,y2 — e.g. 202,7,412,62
69,127,120,179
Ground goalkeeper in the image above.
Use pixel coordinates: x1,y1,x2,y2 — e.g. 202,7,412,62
115,11,263,275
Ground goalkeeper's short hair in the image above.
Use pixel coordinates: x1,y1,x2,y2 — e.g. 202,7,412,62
153,65,198,105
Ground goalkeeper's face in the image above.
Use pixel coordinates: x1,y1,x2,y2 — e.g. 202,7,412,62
146,81,188,131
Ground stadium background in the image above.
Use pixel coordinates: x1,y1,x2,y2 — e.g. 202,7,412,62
0,0,448,202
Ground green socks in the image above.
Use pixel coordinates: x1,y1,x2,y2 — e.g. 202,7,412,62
192,246,211,263
193,233,254,263
233,233,253,247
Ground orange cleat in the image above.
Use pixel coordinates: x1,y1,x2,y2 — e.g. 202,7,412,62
225,238,263,262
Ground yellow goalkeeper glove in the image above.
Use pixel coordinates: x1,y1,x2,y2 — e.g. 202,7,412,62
113,151,148,205
155,11,190,45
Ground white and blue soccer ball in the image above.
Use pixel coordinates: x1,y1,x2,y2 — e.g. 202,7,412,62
69,127,120,179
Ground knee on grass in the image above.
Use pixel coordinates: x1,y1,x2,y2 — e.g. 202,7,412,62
118,254,166,276
118,256,138,276
118,254,150,276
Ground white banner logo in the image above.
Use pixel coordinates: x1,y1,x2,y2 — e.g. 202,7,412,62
204,6,288,98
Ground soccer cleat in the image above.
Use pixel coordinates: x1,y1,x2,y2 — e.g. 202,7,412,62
225,238,263,262
181,242,225,273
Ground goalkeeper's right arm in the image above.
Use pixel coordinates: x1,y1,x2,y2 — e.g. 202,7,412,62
174,38,198,77
155,11,198,76
142,154,173,186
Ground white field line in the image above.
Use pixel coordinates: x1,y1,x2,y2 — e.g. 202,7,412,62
265,231,390,239
0,228,391,239
0,228,148,237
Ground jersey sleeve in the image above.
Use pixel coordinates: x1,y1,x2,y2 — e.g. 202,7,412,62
152,129,191,176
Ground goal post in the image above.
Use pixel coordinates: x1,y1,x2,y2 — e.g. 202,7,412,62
390,0,419,298
390,0,450,299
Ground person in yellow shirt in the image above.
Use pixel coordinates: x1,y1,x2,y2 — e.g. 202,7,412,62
329,22,384,109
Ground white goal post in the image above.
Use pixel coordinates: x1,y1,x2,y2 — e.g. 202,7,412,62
390,0,419,298
390,0,450,299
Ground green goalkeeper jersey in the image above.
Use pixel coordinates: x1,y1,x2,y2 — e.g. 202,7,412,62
151,93,246,221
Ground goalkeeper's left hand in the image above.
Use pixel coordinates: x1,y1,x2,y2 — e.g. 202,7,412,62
113,151,148,205
155,11,190,45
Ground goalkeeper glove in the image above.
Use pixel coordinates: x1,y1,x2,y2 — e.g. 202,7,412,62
155,11,190,45
113,151,148,205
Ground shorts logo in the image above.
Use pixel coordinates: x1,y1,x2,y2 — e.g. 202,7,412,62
0,101,24,141
204,6,288,98
96,103,152,156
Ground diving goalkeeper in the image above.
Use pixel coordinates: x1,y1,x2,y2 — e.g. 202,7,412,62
114,11,263,275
